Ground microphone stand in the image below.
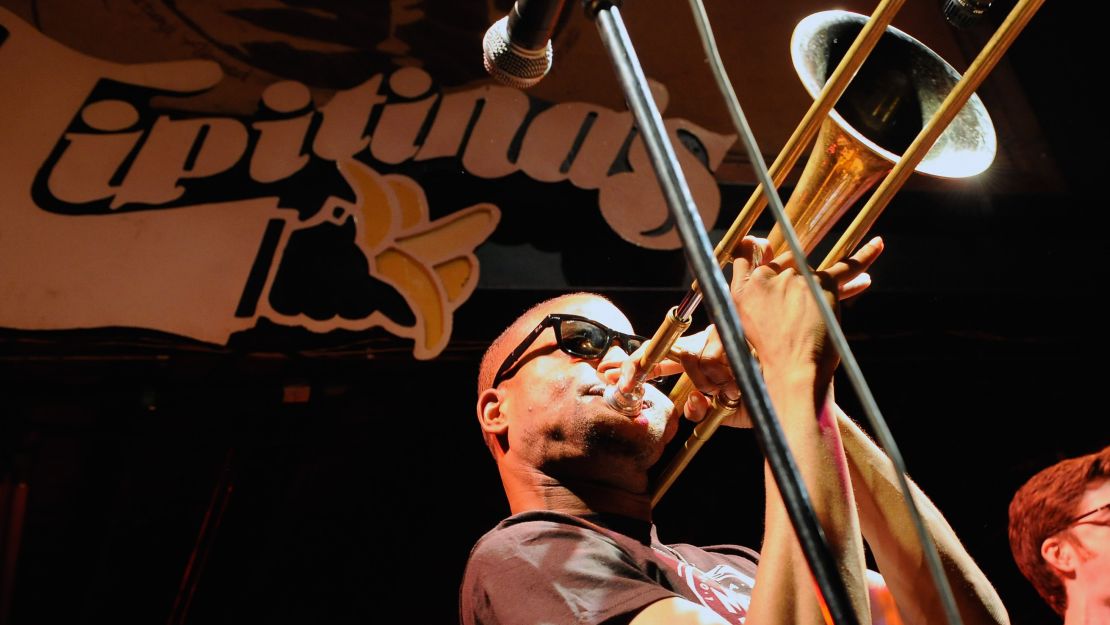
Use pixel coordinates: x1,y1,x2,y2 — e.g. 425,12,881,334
584,3,860,624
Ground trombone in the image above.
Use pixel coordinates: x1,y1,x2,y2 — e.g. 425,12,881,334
605,1,1041,623
570,0,1043,622
614,0,1044,503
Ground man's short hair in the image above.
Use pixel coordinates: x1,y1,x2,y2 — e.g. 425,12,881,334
476,292,607,397
1007,446,1110,615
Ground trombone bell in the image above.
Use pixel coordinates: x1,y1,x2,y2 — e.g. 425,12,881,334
768,10,998,255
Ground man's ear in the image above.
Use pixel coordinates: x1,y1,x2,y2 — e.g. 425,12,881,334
1042,534,1077,574
477,388,509,436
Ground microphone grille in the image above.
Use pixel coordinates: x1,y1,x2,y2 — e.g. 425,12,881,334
482,15,553,89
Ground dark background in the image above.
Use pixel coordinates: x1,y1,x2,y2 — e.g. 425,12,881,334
1,1,1105,624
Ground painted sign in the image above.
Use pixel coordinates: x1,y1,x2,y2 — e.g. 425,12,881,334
0,6,734,358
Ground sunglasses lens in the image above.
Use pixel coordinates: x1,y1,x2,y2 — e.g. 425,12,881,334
560,319,610,357
625,337,644,353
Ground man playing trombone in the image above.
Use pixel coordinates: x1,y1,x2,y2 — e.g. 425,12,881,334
460,236,1008,625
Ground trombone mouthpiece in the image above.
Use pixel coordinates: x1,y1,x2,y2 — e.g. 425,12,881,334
604,382,644,416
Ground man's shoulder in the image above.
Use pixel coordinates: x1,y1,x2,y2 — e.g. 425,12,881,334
460,512,690,625
468,510,627,559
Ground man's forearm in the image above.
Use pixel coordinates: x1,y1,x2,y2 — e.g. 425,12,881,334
835,407,1009,625
746,373,870,625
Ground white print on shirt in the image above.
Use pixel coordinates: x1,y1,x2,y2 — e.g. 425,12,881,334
652,549,754,625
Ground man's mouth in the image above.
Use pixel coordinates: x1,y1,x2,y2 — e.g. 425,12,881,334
584,385,653,410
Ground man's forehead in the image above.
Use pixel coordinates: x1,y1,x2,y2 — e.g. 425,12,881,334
1078,478,1110,511
533,295,633,334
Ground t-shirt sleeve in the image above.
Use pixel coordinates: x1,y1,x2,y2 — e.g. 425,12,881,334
460,521,679,625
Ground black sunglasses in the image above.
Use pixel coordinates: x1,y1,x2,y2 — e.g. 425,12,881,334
491,314,646,388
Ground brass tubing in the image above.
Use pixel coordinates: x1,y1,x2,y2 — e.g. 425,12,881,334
640,307,692,373
652,378,742,506
653,0,1031,505
650,1,905,502
653,2,903,504
765,117,891,255
819,0,1045,271
711,0,905,267
609,307,694,414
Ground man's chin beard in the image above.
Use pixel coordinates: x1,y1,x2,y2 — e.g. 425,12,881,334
583,424,660,467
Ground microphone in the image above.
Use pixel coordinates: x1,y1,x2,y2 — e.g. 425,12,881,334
482,0,567,89
942,0,992,28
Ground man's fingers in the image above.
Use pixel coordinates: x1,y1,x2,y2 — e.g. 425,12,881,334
656,327,736,397
618,357,639,393
813,237,884,298
736,236,771,266
825,236,884,282
684,390,710,423
732,236,772,285
654,329,710,378
853,235,884,268
839,272,872,300
771,248,796,271
675,350,719,394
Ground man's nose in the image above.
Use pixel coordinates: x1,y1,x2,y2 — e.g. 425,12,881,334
596,343,631,384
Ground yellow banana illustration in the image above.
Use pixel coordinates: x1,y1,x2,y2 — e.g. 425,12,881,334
337,159,499,359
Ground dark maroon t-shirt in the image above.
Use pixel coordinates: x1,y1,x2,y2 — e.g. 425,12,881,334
460,511,759,625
